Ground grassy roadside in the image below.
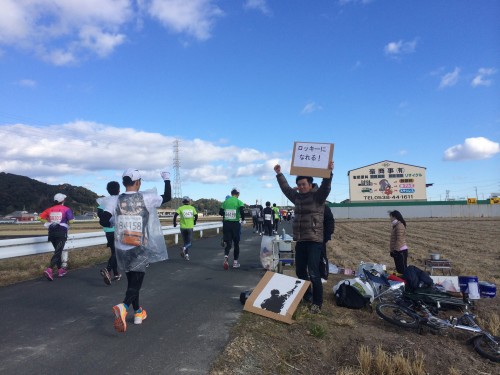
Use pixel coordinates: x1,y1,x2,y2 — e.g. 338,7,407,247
0,226,219,287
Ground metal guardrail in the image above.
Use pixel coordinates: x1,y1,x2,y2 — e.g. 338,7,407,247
0,222,223,260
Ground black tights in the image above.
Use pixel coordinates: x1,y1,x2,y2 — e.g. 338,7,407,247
49,238,66,269
393,250,408,274
124,271,145,311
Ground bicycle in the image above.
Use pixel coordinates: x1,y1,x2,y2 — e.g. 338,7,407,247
375,291,500,362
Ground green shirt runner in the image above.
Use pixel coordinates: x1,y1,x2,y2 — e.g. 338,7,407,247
222,197,245,222
175,204,198,229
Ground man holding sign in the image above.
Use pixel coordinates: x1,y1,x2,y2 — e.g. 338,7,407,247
274,159,333,314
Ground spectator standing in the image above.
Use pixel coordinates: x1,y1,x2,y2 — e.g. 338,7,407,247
97,181,122,285
274,161,333,313
99,168,171,333
219,187,245,270
173,196,198,261
389,210,408,274
40,193,74,281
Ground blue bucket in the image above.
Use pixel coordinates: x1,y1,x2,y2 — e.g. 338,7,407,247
458,276,478,293
478,281,496,298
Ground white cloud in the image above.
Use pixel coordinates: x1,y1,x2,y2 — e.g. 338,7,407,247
439,67,460,89
443,137,500,161
471,67,496,87
0,0,223,65
244,0,271,15
0,121,272,185
384,39,417,57
17,79,37,88
301,101,323,115
145,0,223,41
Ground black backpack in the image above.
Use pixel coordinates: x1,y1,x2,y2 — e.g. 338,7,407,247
403,265,434,291
334,281,371,309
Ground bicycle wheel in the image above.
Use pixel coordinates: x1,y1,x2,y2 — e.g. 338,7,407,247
472,334,500,363
376,303,420,329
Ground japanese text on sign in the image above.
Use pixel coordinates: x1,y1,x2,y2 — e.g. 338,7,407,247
292,142,330,169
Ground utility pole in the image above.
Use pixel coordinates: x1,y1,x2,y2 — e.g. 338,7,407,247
474,186,478,201
172,139,182,209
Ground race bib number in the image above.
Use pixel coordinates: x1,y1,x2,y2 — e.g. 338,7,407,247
49,212,63,223
182,210,194,218
225,209,237,220
117,215,143,246
265,214,272,221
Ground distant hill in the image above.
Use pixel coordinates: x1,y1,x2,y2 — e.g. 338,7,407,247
0,172,100,216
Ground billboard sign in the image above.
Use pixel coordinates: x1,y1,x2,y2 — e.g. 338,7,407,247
349,161,427,202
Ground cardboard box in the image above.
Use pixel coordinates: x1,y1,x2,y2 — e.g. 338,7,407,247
289,141,334,178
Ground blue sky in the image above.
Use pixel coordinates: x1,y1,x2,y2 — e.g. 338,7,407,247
0,0,499,206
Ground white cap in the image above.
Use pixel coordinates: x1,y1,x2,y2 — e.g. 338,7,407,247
122,168,141,181
54,193,66,203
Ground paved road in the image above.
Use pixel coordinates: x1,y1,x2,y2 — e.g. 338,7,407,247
0,222,294,375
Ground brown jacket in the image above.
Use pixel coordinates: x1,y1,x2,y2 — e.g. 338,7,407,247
276,173,332,243
390,221,407,252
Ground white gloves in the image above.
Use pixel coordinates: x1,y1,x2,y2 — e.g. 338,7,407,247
161,171,170,181
241,220,246,225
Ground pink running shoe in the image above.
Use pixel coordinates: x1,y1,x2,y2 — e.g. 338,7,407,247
44,268,53,281
58,268,67,277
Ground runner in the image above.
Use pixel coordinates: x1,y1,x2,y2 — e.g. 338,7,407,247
262,201,274,236
39,193,74,281
99,168,171,333
173,196,198,261
219,188,245,270
97,181,122,285
272,203,280,234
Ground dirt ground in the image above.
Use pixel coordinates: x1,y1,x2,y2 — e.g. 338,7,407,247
210,218,500,375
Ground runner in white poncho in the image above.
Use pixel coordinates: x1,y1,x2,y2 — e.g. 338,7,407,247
98,168,171,333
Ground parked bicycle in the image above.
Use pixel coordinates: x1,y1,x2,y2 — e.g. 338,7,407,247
376,291,500,362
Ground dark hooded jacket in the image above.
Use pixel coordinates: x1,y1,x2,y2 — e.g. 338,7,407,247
276,173,332,243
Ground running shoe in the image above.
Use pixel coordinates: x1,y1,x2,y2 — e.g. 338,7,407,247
100,269,111,285
223,256,229,270
233,260,241,268
112,274,122,282
112,303,128,333
180,247,185,258
185,254,190,261
44,268,53,281
134,308,148,325
58,268,67,277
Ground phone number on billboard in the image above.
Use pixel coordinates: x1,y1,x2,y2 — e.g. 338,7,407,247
364,195,414,200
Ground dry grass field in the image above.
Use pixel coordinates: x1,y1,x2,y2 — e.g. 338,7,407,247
210,218,500,375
